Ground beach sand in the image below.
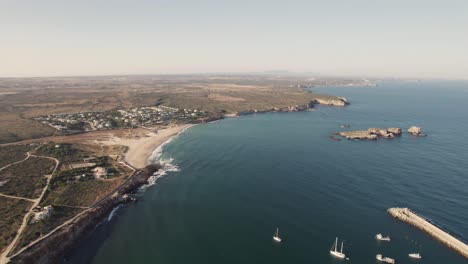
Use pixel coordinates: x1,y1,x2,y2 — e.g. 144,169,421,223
98,124,192,169
1,124,193,169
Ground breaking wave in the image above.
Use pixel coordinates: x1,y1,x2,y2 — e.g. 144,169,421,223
107,205,122,222
140,126,192,191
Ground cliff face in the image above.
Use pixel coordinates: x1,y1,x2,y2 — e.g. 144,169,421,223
11,200,118,264
10,164,160,264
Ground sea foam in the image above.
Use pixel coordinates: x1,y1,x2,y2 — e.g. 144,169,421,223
140,126,192,190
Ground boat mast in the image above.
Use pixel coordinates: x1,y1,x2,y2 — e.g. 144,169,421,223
340,241,343,253
335,237,338,252
276,228,279,237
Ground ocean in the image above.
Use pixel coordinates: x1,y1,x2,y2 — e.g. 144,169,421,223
66,81,468,264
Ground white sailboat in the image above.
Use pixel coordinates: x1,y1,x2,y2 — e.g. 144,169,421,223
329,237,346,259
273,227,282,242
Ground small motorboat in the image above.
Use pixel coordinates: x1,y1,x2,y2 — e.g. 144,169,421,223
376,233,391,241
408,253,421,259
376,254,395,264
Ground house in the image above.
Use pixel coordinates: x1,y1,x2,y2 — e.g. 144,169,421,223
93,167,108,179
31,205,53,223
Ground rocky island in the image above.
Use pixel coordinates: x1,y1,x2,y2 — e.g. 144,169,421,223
337,127,402,140
336,126,427,140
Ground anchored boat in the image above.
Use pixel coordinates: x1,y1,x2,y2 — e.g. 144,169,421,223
376,254,395,264
330,237,346,259
376,233,391,241
409,253,422,259
273,227,282,243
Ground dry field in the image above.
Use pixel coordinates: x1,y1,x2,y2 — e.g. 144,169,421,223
0,74,365,144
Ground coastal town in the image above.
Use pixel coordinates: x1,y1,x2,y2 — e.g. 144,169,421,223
33,106,209,132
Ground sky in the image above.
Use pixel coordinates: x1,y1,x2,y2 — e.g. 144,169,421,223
1,0,467,79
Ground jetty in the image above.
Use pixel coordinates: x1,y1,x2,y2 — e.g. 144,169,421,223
388,208,468,259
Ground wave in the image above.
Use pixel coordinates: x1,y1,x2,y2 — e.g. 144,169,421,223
107,205,123,222
140,125,193,191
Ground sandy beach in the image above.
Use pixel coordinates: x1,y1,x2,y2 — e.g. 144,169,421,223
1,124,193,169
98,124,192,169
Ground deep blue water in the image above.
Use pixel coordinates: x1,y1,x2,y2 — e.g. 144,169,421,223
67,81,468,264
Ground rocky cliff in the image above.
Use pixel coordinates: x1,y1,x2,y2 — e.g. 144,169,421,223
10,164,160,264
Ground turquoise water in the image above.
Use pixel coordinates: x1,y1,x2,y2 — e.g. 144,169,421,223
67,81,468,264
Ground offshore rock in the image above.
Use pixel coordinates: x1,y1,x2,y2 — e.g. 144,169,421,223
387,127,402,135
368,128,388,136
338,130,378,140
338,127,403,140
408,126,423,135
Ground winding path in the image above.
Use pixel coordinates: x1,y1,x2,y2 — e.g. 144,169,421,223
0,153,60,264
0,152,31,172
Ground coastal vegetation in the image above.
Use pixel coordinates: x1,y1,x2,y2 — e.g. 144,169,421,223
0,157,55,199
12,206,84,254
0,197,31,253
0,145,34,168
41,179,123,207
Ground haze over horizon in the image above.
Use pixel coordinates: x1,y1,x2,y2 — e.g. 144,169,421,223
1,0,467,79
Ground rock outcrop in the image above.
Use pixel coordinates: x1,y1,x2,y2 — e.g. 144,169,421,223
338,130,378,140
408,126,426,136
338,127,403,140
313,97,349,107
387,128,402,135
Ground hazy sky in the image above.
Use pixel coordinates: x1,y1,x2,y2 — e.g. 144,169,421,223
1,0,467,78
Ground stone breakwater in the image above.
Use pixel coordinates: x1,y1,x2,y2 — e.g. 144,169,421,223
388,208,468,259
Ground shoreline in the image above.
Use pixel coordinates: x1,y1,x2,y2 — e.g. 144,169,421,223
98,124,193,169
6,125,194,264
3,98,347,263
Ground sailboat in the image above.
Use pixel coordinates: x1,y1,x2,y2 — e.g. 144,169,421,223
273,227,282,242
329,237,346,259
